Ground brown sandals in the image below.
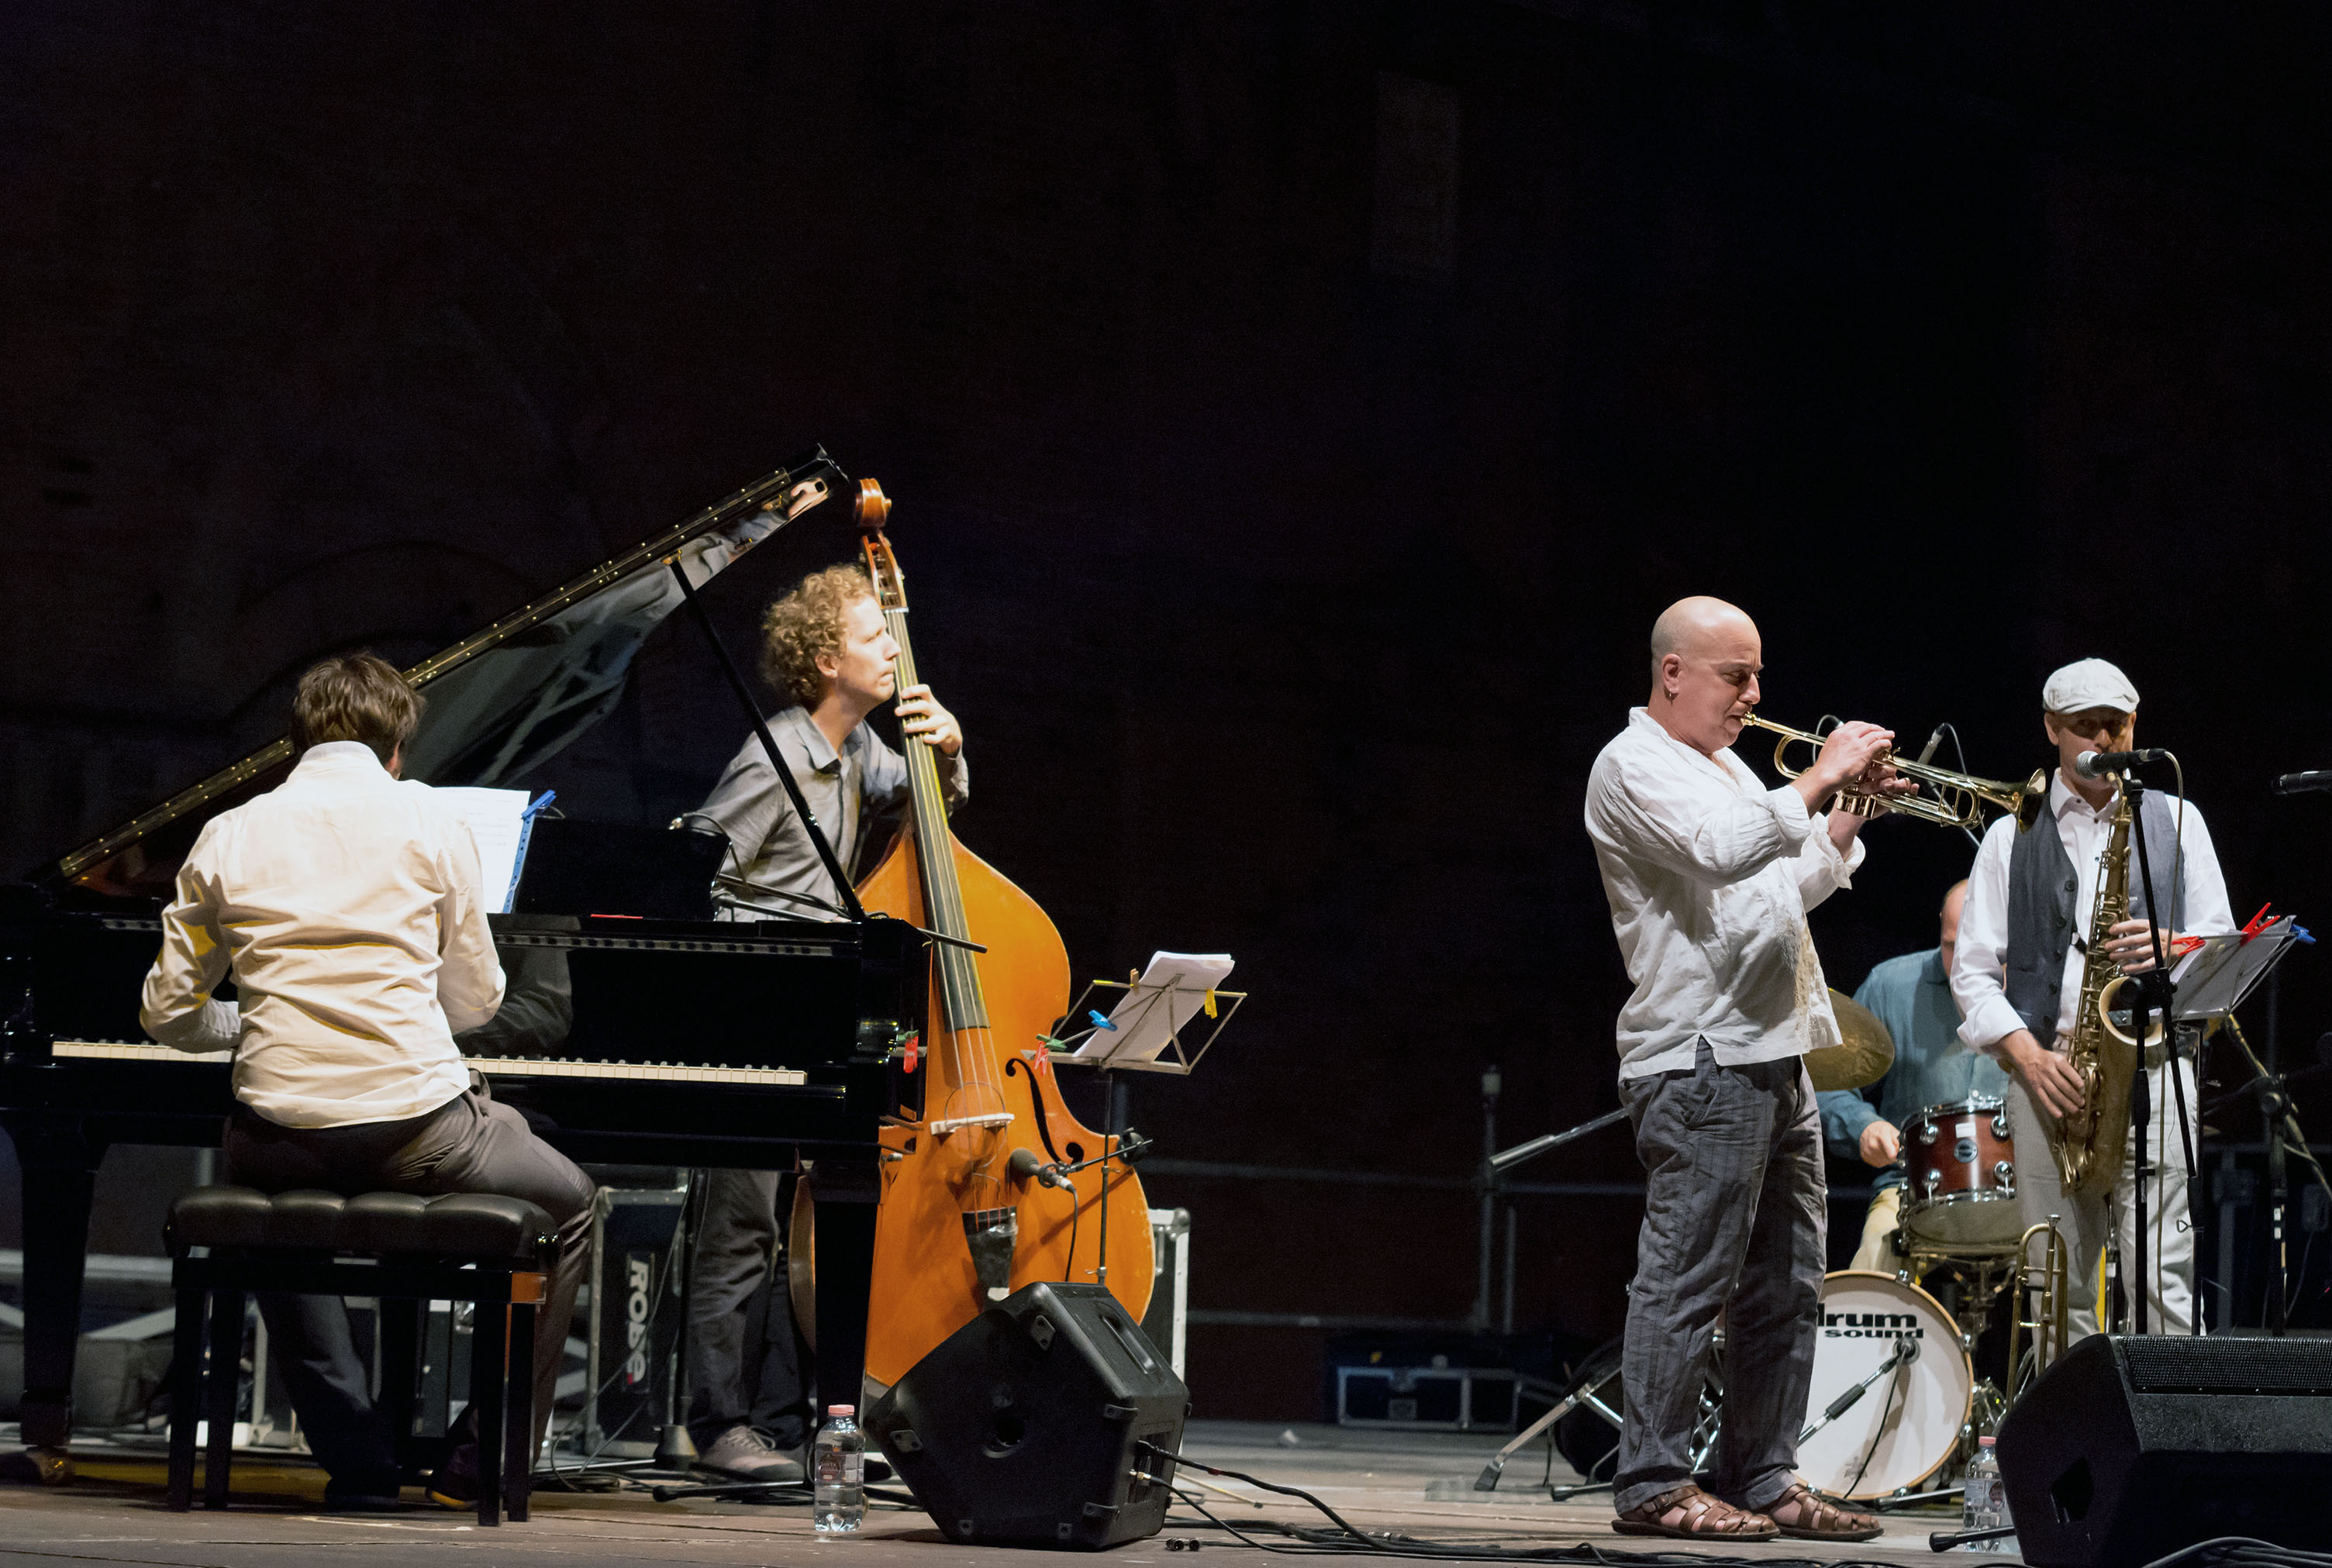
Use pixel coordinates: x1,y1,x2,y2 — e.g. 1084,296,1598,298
1612,1484,1778,1540
1612,1480,1883,1543
1761,1480,1884,1542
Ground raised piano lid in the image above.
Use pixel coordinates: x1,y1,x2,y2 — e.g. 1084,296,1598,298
36,449,845,901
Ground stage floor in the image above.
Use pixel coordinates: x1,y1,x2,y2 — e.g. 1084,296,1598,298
0,1422,1983,1566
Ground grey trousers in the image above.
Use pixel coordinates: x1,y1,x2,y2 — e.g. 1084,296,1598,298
685,1168,811,1449
2006,1051,2198,1338
223,1083,593,1486
1614,1043,1827,1515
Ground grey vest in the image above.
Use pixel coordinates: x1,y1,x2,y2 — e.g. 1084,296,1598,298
2004,787,2184,1048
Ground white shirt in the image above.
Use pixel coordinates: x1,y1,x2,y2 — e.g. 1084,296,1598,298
1952,773,2233,1053
139,741,505,1129
1585,707,1865,1080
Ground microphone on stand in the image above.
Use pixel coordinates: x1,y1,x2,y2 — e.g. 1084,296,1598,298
2075,748,2168,781
2275,770,2332,796
1916,726,1945,766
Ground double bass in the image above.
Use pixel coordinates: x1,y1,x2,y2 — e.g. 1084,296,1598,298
851,481,1154,1392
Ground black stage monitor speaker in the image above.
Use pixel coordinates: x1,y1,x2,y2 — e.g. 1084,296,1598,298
1996,1334,2332,1568
864,1281,1188,1549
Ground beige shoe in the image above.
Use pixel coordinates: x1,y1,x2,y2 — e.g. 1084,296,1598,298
697,1425,805,1484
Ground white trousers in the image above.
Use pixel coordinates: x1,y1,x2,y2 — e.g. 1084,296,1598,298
1847,1186,1905,1275
2006,1053,2199,1337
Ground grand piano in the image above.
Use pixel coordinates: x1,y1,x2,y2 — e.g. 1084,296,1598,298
0,450,924,1456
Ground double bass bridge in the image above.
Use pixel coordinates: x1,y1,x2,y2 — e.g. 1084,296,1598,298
926,1111,1014,1136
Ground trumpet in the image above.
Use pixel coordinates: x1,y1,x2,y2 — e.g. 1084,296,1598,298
1740,714,2044,833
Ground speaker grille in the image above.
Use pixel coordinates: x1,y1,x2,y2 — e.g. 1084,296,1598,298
2122,1339,2332,1394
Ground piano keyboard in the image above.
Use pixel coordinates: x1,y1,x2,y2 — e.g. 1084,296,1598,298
49,1040,807,1087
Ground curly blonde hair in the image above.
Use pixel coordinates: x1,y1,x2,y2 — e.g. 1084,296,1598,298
759,563,874,708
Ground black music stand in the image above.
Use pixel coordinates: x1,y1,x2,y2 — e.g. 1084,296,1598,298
2123,763,2303,1335
1046,966,1246,1297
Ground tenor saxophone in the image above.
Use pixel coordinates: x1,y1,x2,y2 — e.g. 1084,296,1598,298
2047,782,2151,1196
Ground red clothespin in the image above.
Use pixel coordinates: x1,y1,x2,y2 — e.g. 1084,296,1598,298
2239,902,2276,945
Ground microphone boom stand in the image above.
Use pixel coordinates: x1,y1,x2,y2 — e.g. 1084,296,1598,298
2121,770,2181,1336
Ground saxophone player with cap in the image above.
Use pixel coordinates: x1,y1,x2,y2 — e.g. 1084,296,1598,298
1951,658,2234,1336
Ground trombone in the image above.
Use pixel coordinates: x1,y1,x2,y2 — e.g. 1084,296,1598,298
1740,714,2044,834
2006,1218,2070,1403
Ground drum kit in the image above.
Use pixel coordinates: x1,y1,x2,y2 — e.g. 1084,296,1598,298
1480,991,2049,1504
1802,988,2034,1499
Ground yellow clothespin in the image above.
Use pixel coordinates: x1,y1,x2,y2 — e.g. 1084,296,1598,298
1203,988,1218,1018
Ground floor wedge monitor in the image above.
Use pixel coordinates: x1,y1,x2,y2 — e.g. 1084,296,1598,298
864,1281,1188,1549
1995,1334,2332,1568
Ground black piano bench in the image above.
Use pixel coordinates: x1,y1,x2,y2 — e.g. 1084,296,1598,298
162,1186,559,1526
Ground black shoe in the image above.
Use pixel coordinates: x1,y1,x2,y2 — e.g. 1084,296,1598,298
323,1470,405,1511
425,1443,479,1509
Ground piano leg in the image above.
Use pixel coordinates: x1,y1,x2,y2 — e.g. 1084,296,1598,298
812,1164,876,1411
0,1113,105,1455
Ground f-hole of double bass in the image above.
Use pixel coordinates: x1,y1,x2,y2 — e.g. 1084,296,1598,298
1002,1056,1068,1163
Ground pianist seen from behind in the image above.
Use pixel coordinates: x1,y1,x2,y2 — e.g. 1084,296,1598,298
138,652,592,1511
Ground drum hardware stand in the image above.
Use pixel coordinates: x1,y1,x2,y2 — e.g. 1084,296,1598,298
1472,1316,1723,1497
1921,1249,2015,1464
1049,966,1246,1291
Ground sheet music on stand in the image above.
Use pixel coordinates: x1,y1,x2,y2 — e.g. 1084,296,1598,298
2166,916,2307,1022
1049,950,1245,1077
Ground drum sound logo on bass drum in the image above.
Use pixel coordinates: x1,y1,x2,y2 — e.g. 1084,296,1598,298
1822,1311,1924,1341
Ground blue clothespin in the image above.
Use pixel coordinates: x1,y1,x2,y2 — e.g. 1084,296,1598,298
2294,924,2315,945
1088,1010,1119,1032
523,790,558,820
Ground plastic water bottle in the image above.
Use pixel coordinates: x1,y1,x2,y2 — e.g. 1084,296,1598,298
813,1404,865,1534
1958,1435,2013,1552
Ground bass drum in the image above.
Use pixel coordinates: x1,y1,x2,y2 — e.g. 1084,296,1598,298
1796,1271,1971,1501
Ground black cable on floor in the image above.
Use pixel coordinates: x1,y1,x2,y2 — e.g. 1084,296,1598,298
1141,1443,1904,1568
2141,1540,2332,1568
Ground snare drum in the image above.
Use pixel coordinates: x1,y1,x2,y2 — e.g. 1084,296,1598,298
1797,1271,1972,1501
1899,1095,2023,1254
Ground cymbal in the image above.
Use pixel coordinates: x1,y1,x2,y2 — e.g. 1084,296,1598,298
1807,988,1895,1092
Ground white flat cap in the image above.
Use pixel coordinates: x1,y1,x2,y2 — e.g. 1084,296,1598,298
2043,657,2139,715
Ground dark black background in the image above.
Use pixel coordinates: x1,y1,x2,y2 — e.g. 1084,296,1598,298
7,2,2332,1416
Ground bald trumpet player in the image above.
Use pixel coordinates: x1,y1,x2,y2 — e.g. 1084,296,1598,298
1586,597,1914,1543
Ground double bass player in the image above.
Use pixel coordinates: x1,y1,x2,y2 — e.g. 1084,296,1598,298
677,562,965,1480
